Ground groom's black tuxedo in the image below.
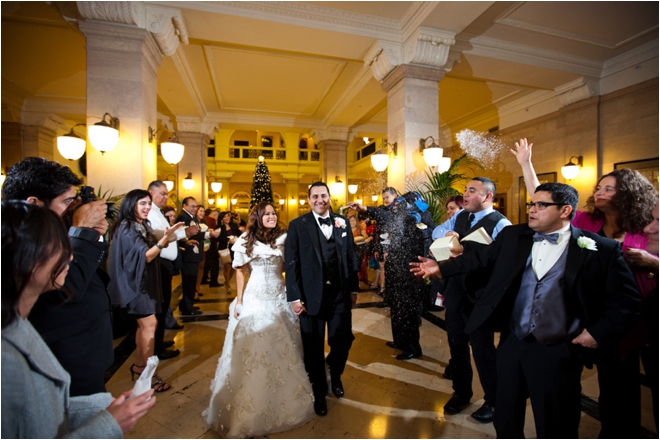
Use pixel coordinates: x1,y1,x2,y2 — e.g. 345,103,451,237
439,223,640,437
286,211,359,399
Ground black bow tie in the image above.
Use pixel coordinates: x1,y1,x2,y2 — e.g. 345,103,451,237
318,217,332,227
533,232,559,244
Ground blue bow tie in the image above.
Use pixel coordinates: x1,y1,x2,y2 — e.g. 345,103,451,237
533,232,559,244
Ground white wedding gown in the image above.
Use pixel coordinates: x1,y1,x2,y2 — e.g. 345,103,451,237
203,233,315,438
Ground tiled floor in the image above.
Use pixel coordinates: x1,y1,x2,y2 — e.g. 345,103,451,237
105,274,656,439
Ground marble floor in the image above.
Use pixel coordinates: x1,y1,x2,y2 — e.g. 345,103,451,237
105,274,656,439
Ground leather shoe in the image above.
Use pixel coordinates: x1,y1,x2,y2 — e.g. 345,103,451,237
331,378,344,398
385,341,399,349
471,402,495,423
444,394,471,415
166,322,184,330
157,348,180,360
180,309,202,316
396,351,422,361
313,397,328,416
163,340,175,348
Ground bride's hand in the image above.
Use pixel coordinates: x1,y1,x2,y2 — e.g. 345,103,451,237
233,303,243,319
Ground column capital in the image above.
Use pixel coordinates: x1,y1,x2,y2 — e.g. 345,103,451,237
554,77,600,107
312,126,350,143
381,64,445,94
20,112,65,132
74,1,188,56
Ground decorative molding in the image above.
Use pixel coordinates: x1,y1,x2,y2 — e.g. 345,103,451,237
76,1,140,25
554,77,599,107
204,111,324,131
459,33,603,77
21,111,65,131
364,40,402,82
175,116,202,132
400,2,440,43
170,47,207,118
601,39,659,78
322,65,375,128
312,126,350,142
142,4,189,56
404,27,455,68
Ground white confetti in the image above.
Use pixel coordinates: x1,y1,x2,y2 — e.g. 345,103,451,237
455,129,506,169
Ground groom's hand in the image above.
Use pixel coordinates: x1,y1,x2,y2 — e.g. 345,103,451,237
291,301,307,315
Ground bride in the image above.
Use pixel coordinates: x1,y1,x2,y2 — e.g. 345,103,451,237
204,202,314,438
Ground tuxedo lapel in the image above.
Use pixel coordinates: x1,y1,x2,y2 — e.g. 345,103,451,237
304,212,323,266
514,228,535,274
564,226,589,294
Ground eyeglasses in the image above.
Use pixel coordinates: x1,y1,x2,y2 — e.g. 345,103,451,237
526,202,566,210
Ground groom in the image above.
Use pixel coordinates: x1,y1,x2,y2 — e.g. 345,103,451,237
286,181,360,416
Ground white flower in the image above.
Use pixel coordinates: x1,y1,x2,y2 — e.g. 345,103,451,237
577,236,597,251
334,218,346,229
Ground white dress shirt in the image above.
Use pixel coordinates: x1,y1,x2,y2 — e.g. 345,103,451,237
148,207,186,261
531,224,571,279
312,211,333,240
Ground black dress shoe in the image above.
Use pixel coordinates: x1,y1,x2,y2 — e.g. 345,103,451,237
157,348,180,360
385,341,399,349
209,282,224,287
471,402,495,423
444,394,471,415
331,378,344,398
314,397,328,416
395,351,422,360
166,322,184,330
180,309,202,316
162,340,175,348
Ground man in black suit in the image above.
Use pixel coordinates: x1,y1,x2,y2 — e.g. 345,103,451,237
2,157,114,396
286,182,360,416
176,197,220,316
411,182,639,438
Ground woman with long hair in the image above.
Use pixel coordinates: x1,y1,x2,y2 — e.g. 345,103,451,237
513,138,656,438
445,195,464,219
108,189,183,393
204,202,314,437
2,201,155,438
218,211,241,294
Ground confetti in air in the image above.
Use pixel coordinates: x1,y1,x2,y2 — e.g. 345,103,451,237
455,129,506,169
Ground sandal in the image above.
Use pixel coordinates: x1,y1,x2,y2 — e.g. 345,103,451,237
129,364,172,392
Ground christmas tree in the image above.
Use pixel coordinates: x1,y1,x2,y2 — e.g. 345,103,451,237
249,156,274,210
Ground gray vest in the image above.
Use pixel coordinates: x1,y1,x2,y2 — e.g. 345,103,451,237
510,245,581,345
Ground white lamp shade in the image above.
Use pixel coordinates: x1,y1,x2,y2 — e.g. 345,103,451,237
299,199,305,205
161,141,185,164
163,180,174,192
423,146,444,167
208,198,214,205
87,124,119,154
57,135,86,160
371,153,389,172
210,182,222,193
437,157,452,173
371,195,379,202
279,199,285,205
348,184,358,194
356,198,362,205
561,164,580,180
231,198,238,205
182,177,194,190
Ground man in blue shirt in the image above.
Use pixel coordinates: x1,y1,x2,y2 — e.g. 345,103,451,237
432,177,511,423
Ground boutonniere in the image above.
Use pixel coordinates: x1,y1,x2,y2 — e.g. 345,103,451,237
334,218,346,229
577,236,598,251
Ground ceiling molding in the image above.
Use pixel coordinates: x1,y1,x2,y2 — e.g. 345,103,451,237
460,33,603,77
203,111,324,131
153,1,401,41
400,2,440,42
170,46,207,118
601,39,659,78
322,65,375,128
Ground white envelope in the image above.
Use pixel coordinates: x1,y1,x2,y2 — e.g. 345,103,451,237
429,235,460,261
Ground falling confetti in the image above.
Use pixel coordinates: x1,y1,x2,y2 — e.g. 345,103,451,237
455,129,506,169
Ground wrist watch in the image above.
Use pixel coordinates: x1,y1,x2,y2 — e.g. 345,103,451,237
156,243,164,250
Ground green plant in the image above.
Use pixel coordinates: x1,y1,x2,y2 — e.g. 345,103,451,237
415,154,481,225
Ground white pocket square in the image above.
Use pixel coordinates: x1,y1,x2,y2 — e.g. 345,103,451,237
342,232,347,237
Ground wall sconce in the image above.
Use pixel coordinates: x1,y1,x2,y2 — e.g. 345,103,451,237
371,142,397,172
348,184,358,194
356,198,362,205
208,198,215,205
149,126,184,164
231,198,238,205
438,157,451,173
207,176,222,193
163,174,176,192
88,113,119,154
219,197,227,207
363,137,370,145
299,199,306,205
371,194,379,202
289,196,297,205
182,172,195,190
57,123,86,160
279,199,285,206
419,136,444,167
561,156,583,180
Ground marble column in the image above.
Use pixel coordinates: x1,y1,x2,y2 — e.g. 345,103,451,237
317,139,349,206
78,20,162,195
175,132,209,203
381,64,444,192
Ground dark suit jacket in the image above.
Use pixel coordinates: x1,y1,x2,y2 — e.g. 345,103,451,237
441,224,640,349
176,211,205,264
286,211,360,316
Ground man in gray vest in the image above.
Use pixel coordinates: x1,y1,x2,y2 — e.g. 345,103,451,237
412,182,639,438
431,177,510,422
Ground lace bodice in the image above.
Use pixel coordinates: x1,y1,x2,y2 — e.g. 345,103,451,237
231,234,286,301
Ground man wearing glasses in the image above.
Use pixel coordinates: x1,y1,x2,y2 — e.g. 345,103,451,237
430,177,511,423
412,182,639,438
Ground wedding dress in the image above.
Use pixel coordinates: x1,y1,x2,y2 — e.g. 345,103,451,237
203,233,314,438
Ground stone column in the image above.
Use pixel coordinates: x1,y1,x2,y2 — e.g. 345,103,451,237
78,20,162,195
381,64,444,192
20,113,64,162
318,139,349,206
175,132,209,202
